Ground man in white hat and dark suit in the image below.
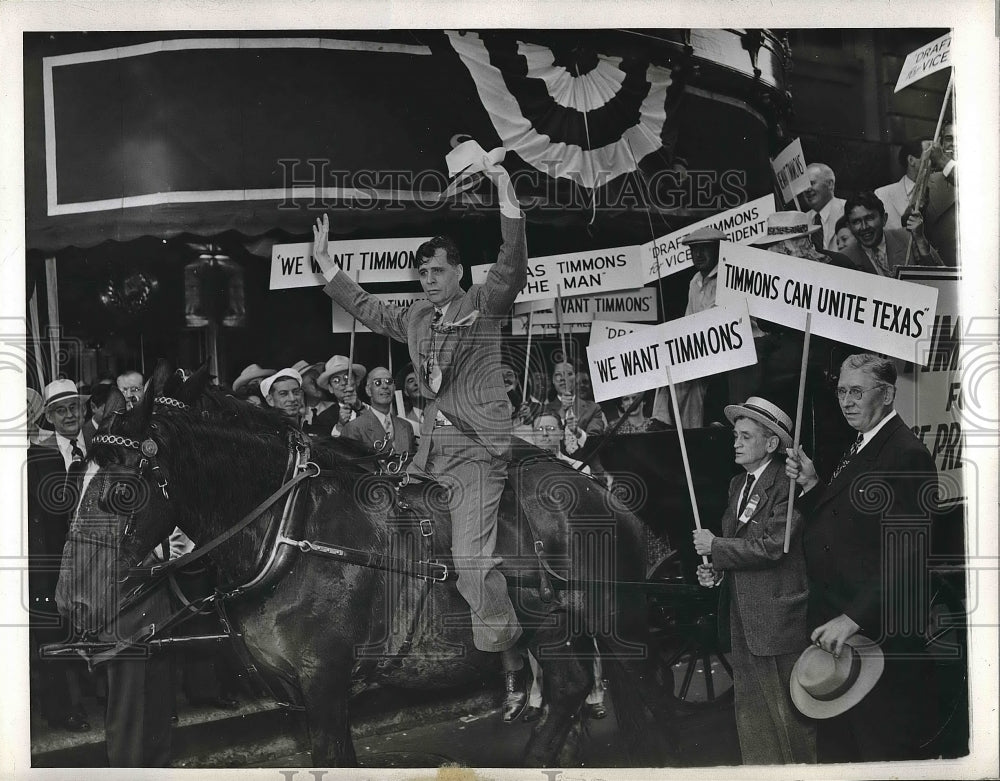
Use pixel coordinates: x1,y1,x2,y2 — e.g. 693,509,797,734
786,353,941,761
27,380,94,732
693,396,816,764
312,143,532,721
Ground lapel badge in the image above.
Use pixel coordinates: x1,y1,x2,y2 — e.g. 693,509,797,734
738,494,760,524
140,438,159,458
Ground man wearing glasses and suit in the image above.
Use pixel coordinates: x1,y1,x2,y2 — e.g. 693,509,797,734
312,144,531,721
786,353,941,761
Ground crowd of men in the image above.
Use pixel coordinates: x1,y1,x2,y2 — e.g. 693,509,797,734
24,131,953,766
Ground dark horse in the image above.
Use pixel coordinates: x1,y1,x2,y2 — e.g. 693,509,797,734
56,365,678,767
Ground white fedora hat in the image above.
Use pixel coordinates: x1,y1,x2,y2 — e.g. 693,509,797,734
42,379,89,409
232,364,275,394
790,634,885,719
260,368,302,400
751,210,821,246
724,396,794,449
317,355,366,392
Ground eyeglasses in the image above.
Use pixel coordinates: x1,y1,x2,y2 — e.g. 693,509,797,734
329,375,352,386
534,425,558,433
836,384,888,402
370,378,394,388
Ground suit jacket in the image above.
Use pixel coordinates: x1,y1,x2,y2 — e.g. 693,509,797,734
340,407,417,457
844,227,942,277
26,434,90,603
797,413,937,639
924,171,958,267
544,397,607,435
325,215,527,468
710,459,808,656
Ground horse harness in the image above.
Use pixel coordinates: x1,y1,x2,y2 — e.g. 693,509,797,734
86,396,458,703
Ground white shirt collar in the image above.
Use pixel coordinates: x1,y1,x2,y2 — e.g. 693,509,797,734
815,198,836,221
857,409,897,451
368,406,390,428
54,431,85,468
745,457,772,483
692,264,719,289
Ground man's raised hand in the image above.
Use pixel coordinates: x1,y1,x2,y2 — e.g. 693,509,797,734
312,214,336,274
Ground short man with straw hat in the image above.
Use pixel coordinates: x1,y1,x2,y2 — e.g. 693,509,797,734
692,396,816,764
786,353,941,761
314,355,367,436
27,380,94,732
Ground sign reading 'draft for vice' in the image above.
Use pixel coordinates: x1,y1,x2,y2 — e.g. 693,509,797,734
270,237,432,290
771,138,810,204
716,242,939,363
894,32,952,92
590,320,654,345
641,194,777,282
586,302,757,403
471,245,644,303
513,288,658,322
331,292,424,333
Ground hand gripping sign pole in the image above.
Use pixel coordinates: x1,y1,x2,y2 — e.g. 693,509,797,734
663,363,709,568
904,71,955,265
784,313,812,554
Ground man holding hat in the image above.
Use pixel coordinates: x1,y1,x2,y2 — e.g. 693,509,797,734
261,368,306,423
27,380,94,732
652,225,727,428
786,353,940,761
692,396,815,764
311,145,532,721
314,355,368,436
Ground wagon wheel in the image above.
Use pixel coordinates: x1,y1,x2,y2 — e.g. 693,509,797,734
647,550,734,709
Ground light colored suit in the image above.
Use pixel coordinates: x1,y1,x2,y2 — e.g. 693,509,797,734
710,458,815,764
324,215,527,652
843,227,942,277
340,407,417,458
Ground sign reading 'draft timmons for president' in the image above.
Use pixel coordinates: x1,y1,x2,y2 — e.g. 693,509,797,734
270,237,432,289
716,242,940,362
641,194,776,283
586,302,757,403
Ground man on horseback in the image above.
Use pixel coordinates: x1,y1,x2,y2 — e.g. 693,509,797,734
312,144,530,721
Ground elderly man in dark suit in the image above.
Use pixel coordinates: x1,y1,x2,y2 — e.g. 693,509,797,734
693,396,816,764
312,147,531,720
341,366,417,458
28,379,94,732
786,353,941,761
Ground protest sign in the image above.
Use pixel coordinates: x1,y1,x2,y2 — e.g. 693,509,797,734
512,315,591,336
270,236,432,289
513,288,657,322
716,242,939,362
641,194,776,282
894,269,963,500
589,320,653,344
470,245,644,303
331,292,424,333
770,138,810,204
895,32,952,92
586,302,757,403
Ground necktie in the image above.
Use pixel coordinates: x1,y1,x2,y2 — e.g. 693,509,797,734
738,473,756,516
68,439,87,476
812,212,824,249
384,415,393,441
830,433,864,483
425,309,444,393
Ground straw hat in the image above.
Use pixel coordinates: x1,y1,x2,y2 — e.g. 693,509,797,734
790,634,885,719
724,396,794,448
260,368,303,399
317,355,367,392
681,226,726,245
291,359,323,378
232,364,275,394
751,210,821,246
42,379,90,409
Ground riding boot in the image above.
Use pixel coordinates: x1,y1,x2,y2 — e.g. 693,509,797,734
502,669,527,723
